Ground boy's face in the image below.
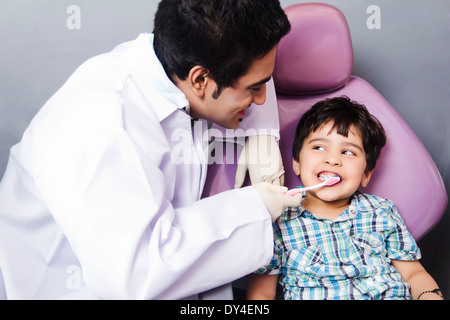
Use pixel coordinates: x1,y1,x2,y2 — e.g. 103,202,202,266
293,121,373,206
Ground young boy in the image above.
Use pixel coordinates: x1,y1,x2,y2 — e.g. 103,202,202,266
247,96,443,300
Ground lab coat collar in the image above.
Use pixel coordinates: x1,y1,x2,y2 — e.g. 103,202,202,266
124,33,189,122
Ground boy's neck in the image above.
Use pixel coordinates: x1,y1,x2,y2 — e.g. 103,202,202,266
301,195,351,221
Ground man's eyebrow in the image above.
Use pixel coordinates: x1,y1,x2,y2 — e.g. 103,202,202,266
246,76,272,89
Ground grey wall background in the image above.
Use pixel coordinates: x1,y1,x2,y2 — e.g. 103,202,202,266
0,0,449,298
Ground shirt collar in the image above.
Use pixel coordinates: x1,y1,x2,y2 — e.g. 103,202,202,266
124,33,189,122
281,191,365,222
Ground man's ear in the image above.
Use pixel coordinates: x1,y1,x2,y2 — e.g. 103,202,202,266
292,158,301,176
188,66,210,98
361,170,374,188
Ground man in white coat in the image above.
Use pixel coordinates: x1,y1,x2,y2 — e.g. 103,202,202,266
0,0,300,299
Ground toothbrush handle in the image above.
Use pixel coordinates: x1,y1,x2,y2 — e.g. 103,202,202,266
285,182,325,196
285,186,309,196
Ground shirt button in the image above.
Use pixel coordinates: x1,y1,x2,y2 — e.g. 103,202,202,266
301,259,307,265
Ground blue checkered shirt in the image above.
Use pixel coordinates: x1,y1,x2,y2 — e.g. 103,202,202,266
256,191,421,300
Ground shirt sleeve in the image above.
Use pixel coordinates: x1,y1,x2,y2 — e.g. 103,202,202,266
255,222,284,275
31,108,274,300
385,204,422,261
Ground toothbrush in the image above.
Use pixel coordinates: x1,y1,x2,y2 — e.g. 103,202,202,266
285,176,341,196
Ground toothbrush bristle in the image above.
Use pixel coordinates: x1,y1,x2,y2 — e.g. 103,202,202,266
324,176,341,186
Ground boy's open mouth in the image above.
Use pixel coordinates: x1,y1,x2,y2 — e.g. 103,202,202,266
318,172,341,183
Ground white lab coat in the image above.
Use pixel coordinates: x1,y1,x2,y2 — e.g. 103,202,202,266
0,34,278,299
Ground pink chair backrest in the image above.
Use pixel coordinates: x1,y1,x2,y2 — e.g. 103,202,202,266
274,3,353,95
203,3,447,240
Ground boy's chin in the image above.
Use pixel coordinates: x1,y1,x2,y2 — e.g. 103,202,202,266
310,191,350,205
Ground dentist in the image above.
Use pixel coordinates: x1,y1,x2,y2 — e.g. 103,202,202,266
0,0,300,299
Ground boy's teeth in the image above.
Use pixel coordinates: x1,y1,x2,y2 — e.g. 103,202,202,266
319,173,338,181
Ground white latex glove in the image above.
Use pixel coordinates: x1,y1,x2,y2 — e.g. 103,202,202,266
235,135,285,188
253,182,302,221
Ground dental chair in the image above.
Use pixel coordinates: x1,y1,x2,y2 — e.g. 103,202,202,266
201,2,447,299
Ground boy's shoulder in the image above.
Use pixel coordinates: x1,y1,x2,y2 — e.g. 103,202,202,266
353,191,396,213
279,192,397,223
354,191,393,205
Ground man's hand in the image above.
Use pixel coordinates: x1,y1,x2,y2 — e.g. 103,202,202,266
252,182,302,221
235,135,285,188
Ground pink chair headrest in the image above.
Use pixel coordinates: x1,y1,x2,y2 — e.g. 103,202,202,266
274,3,354,95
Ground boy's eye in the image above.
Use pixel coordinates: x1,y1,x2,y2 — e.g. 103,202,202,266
313,146,325,151
342,150,355,156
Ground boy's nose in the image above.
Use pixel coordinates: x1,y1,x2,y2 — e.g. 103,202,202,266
325,153,341,166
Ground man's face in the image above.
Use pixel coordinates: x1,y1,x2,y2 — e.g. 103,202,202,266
190,48,277,129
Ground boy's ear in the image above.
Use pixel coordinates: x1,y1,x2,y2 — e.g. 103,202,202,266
188,66,210,98
292,159,301,176
361,170,374,188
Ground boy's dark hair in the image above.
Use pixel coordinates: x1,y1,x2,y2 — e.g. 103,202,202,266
292,96,386,173
153,0,290,97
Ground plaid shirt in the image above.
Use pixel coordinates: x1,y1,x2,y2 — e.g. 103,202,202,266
256,191,421,300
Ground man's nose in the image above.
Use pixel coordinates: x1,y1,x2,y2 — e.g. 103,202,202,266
252,84,267,105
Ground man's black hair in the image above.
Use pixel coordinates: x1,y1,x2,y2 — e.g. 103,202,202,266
153,0,290,96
